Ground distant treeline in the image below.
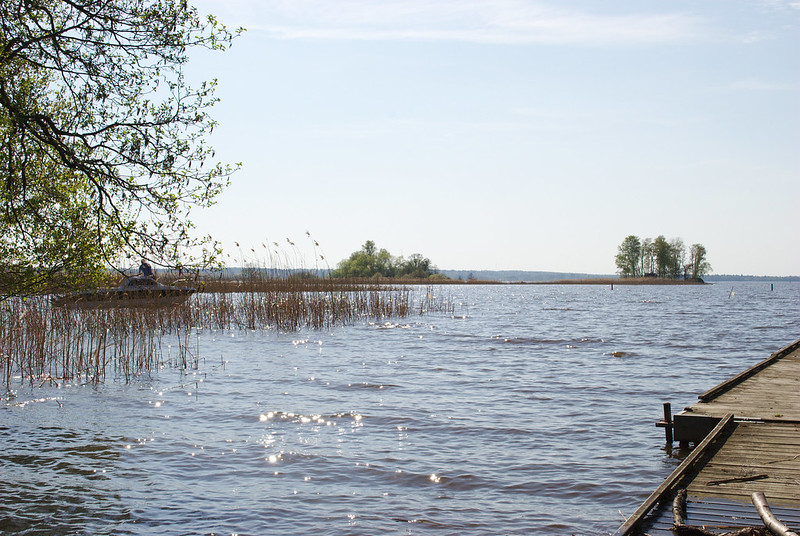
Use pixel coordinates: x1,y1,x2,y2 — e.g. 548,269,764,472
440,270,613,282
169,268,797,283
440,270,798,283
702,274,799,282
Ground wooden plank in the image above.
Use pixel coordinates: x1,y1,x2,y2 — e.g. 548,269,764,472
685,422,800,509
700,462,800,473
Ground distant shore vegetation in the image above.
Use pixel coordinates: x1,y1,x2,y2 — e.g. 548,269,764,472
615,235,711,280
331,240,446,280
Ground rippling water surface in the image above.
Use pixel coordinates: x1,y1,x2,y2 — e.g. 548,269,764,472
2,282,798,535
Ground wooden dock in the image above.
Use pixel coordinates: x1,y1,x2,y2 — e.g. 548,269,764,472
616,339,800,536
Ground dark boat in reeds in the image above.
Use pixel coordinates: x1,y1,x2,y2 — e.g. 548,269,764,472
53,276,195,309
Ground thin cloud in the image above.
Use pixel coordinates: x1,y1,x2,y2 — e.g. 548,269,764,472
731,78,800,91
198,0,707,46
755,0,800,11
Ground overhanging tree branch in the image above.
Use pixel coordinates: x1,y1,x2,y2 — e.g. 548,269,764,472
0,0,241,298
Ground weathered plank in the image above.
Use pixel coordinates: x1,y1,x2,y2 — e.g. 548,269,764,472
686,422,800,508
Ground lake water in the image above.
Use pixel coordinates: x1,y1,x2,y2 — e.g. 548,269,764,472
2,282,798,535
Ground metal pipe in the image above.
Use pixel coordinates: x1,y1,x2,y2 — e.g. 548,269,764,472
752,491,799,536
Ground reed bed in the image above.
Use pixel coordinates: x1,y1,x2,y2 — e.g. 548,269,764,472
1,297,198,387
1,278,453,388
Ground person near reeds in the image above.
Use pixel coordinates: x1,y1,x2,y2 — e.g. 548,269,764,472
139,260,155,279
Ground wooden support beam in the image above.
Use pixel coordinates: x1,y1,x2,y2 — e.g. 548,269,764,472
655,402,673,444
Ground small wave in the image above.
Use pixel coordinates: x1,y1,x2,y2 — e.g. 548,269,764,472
258,411,365,425
344,382,400,390
391,517,453,528
496,336,606,346
496,337,567,345
578,337,606,344
524,394,554,401
363,465,493,491
262,450,320,465
500,477,636,500
391,516,491,533
9,396,64,408
291,338,322,346
369,321,411,329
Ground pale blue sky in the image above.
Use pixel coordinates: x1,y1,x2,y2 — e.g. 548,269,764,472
187,0,799,276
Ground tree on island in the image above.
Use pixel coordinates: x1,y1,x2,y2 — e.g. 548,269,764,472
615,235,711,279
332,240,441,279
0,0,240,299
615,235,641,279
688,243,711,280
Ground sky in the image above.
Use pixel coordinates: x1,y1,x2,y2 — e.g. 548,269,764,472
186,0,799,276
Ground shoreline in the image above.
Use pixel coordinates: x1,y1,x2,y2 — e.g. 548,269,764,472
517,277,706,285
319,277,708,286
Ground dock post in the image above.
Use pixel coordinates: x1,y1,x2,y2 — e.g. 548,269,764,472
663,403,673,444
656,402,673,444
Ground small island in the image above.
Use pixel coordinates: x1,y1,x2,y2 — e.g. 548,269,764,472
330,240,447,281
614,235,711,281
